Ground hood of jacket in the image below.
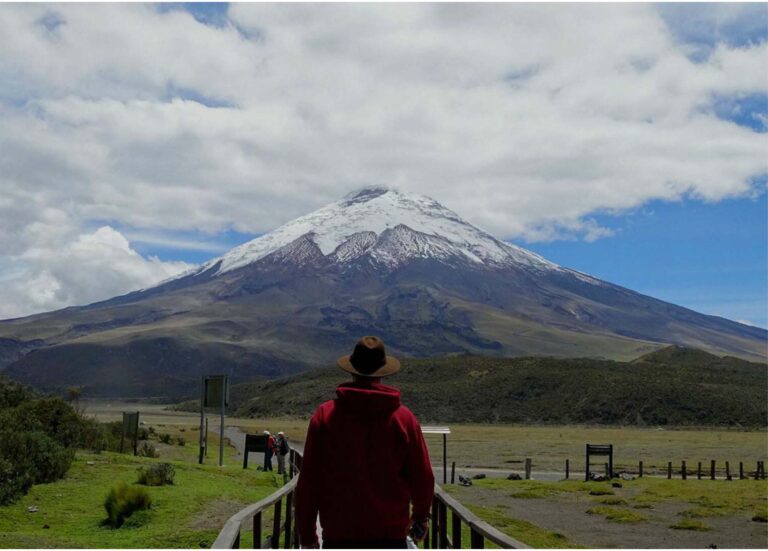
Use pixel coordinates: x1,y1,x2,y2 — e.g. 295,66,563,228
335,381,402,416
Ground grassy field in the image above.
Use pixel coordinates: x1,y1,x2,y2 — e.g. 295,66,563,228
16,402,756,549
446,477,768,548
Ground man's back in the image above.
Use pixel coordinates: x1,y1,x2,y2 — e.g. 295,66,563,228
296,380,434,547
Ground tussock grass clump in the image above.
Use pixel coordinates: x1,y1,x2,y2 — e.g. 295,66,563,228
670,519,710,531
104,484,152,527
588,488,614,496
137,442,159,458
594,497,627,505
586,506,647,523
159,433,172,444
679,507,728,518
137,463,175,486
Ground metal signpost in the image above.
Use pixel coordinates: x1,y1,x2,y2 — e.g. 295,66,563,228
242,434,269,469
120,411,140,455
199,375,229,466
422,426,451,484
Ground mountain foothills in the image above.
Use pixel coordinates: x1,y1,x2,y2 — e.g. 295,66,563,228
174,347,768,427
0,188,765,398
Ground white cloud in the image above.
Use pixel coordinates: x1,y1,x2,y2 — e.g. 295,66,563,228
0,226,192,320
0,3,765,318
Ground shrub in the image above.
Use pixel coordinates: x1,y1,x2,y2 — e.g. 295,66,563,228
159,433,172,444
104,484,152,527
137,442,159,458
137,427,150,441
137,463,175,486
176,436,186,446
0,430,74,504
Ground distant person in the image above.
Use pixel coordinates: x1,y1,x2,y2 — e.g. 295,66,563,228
296,336,434,549
263,430,276,471
276,431,290,475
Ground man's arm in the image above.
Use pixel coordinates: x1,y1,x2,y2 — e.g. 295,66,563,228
295,412,323,548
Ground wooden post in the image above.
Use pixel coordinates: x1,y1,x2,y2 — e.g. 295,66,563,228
605,462,609,478
450,462,456,485
697,462,702,480
284,492,293,549
682,460,687,480
585,445,590,481
431,496,438,549
443,433,448,485
710,460,716,480
525,458,532,480
272,499,282,549
725,461,731,481
198,376,205,464
253,511,262,549
470,527,484,549
439,500,448,548
639,460,643,478
233,531,240,549
565,458,570,480
739,461,744,480
667,462,672,479
219,385,225,467
205,416,209,458
451,509,461,549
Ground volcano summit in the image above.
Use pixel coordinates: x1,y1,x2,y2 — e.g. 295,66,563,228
1,188,765,397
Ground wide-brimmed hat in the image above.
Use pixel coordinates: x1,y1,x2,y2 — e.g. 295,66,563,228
337,336,400,378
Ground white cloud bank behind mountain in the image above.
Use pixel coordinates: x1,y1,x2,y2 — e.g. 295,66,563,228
0,3,765,319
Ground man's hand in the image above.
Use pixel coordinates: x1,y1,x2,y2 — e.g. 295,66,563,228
409,518,430,542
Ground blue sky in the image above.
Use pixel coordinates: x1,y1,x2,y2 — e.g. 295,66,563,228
0,3,765,326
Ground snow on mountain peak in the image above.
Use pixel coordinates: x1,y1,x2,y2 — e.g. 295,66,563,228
197,188,558,275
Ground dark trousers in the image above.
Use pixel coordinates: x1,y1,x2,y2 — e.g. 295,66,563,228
323,540,407,549
264,451,273,471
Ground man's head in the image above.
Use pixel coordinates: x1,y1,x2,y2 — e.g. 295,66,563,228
337,336,400,378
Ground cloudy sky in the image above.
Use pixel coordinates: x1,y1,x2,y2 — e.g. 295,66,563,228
0,3,766,326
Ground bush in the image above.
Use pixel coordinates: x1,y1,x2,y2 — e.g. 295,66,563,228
137,442,159,458
159,433,172,444
104,484,152,527
137,427,150,441
0,430,74,505
137,463,175,486
176,436,186,446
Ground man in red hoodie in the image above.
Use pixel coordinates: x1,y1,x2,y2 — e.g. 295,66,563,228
296,336,434,549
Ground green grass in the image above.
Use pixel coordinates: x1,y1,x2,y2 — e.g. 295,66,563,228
679,506,729,518
670,519,711,531
0,450,281,548
466,504,581,548
593,497,627,505
586,506,648,523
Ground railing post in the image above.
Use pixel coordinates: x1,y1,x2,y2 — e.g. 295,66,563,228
697,461,702,480
639,460,643,478
439,500,448,548
451,510,461,549
272,499,282,549
681,460,687,480
565,458,569,480
233,531,241,549
470,527,484,549
254,511,263,549
431,496,439,549
710,460,716,480
285,492,293,549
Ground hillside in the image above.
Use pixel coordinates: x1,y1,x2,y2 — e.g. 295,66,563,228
174,347,767,427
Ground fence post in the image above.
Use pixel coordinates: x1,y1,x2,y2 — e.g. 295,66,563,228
470,527,484,549
667,462,672,479
739,461,744,480
710,460,716,480
272,499,282,549
565,459,570,480
451,510,461,550
725,461,731,481
451,462,456,485
681,460,687,480
253,511,262,549
431,496,438,549
639,460,643,478
439,500,448,548
525,458,532,480
285,492,293,549
697,462,702,480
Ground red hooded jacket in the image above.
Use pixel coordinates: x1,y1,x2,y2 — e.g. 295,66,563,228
295,381,434,546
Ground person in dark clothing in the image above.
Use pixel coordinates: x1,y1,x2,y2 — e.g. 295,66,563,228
264,430,276,471
296,336,434,549
276,431,290,475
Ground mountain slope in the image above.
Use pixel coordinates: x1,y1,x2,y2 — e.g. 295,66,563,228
0,188,765,397
172,347,767,427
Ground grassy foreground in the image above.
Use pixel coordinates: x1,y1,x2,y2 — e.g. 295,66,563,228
0,448,281,548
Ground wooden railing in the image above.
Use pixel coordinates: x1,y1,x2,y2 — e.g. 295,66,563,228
214,448,528,549
213,449,302,549
424,485,530,549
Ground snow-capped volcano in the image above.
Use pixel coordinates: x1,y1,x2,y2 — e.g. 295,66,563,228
1,187,765,398
194,187,556,276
